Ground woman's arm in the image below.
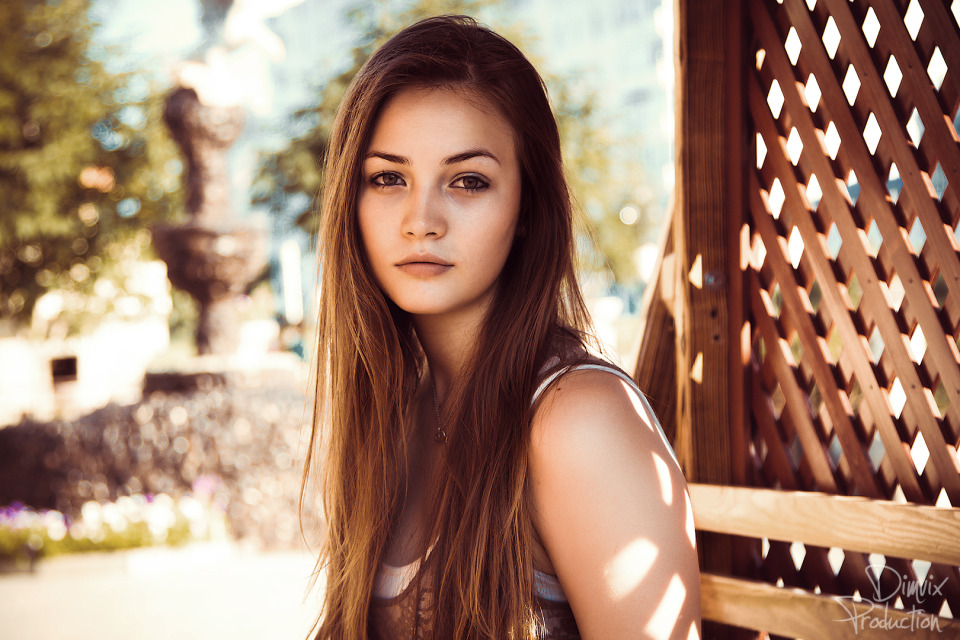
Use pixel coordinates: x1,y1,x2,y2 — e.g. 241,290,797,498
529,369,701,640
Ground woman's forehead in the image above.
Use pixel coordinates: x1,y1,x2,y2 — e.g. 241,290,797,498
367,86,517,155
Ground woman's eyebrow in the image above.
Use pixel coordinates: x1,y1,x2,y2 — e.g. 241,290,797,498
443,148,501,166
365,151,408,164
364,148,502,166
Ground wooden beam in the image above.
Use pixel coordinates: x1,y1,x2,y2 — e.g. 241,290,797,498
690,484,960,566
701,573,959,639
673,0,745,484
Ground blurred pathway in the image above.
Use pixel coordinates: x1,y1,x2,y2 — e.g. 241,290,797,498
0,543,320,640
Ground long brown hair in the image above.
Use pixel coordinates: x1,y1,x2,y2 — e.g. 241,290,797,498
304,15,593,639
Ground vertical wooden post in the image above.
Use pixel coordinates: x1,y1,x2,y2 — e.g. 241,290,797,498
673,0,747,598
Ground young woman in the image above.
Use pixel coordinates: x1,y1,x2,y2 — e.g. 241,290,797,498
304,15,701,640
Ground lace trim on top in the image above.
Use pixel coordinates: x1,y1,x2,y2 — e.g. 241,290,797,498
373,544,568,603
373,544,434,600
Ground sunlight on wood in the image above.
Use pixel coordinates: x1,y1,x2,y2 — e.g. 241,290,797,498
688,253,703,289
689,352,703,384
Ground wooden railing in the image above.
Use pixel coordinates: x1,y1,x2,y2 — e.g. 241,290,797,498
690,483,960,638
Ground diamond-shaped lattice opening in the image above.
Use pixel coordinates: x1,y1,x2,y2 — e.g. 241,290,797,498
931,162,948,201
827,547,845,575
911,430,929,474
826,223,842,259
909,325,927,363
868,325,884,362
892,485,905,507
928,46,947,91
907,107,925,146
771,283,784,318
909,217,926,252
914,560,932,583
768,80,784,118
804,74,821,112
864,113,882,155
790,332,804,364
843,65,861,105
787,127,803,165
862,7,881,47
809,279,822,313
788,226,804,268
850,378,864,413
823,16,841,59
785,27,802,65
847,170,861,205
806,174,822,208
933,379,950,417
753,234,767,269
772,383,787,419
805,0,816,10
787,433,804,469
889,377,906,419
933,272,948,308
824,121,841,160
758,336,767,362
868,428,885,470
848,273,863,311
866,219,882,255
768,178,785,219
790,541,807,571
937,488,951,509
953,0,960,29
828,432,842,466
754,437,769,465
887,163,902,204
756,132,767,169
826,324,843,363
810,382,823,416
887,272,905,310
868,554,887,577
883,55,902,97
905,0,924,41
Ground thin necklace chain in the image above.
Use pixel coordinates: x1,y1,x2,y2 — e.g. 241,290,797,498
430,374,447,443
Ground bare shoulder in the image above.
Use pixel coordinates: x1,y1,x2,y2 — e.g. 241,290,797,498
529,367,701,639
530,367,669,462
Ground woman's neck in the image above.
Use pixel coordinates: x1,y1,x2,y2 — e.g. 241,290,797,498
413,307,485,401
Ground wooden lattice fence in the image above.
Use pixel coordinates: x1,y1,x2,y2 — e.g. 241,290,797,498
636,0,960,637
748,0,960,622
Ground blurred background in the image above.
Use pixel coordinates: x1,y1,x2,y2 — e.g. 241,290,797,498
0,0,674,637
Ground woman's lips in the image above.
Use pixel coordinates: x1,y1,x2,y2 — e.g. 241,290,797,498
396,261,453,277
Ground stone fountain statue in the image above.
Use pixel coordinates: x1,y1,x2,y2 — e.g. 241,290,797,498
152,0,303,356
154,87,262,355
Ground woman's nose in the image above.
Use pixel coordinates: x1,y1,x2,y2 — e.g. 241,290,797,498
400,187,446,238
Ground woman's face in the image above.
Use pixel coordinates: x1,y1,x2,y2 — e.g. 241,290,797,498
358,86,522,325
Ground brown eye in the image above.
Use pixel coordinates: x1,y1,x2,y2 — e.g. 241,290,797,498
452,175,489,191
372,172,404,187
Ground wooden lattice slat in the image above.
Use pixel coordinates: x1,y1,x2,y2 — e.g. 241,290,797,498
741,0,960,631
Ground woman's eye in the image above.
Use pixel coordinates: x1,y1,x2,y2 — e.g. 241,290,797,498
452,175,489,191
371,172,405,188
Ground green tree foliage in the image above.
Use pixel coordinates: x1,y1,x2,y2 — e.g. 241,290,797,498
0,0,183,330
253,0,652,285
